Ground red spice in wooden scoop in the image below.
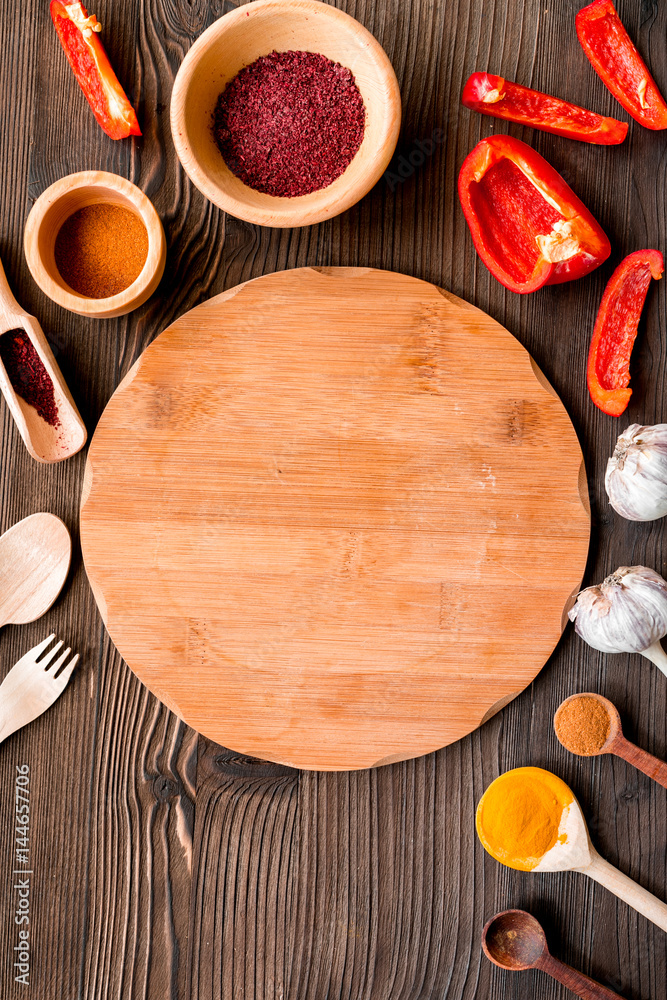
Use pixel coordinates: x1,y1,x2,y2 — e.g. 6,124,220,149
0,329,60,427
212,50,366,197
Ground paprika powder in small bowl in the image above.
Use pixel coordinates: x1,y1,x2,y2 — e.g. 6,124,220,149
170,0,401,228
24,171,166,319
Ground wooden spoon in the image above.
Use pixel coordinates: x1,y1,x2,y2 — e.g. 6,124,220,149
0,256,86,462
0,513,71,627
477,768,667,931
482,909,625,999
555,692,667,789
534,785,667,931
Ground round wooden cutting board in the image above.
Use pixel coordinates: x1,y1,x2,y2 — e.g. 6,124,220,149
80,267,590,770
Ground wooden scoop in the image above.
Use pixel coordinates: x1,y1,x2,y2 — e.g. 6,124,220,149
0,256,86,462
482,909,625,999
555,692,667,789
0,513,71,627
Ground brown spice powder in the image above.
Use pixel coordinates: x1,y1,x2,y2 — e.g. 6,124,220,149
54,203,148,299
554,695,611,755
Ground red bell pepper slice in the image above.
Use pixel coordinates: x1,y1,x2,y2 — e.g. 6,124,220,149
461,73,628,145
576,0,667,130
50,1,141,140
587,249,664,416
457,135,611,294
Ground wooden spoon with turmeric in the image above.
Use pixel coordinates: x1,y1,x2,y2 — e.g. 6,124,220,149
476,767,667,932
554,692,667,790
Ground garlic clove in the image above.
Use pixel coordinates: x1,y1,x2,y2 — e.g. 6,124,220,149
605,423,667,521
568,565,667,656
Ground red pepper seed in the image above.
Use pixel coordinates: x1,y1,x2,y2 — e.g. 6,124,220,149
212,50,366,198
0,329,60,427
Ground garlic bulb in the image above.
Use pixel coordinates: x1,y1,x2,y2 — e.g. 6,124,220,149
605,424,667,521
568,565,667,676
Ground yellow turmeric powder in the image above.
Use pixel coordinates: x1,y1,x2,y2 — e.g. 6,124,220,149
476,767,574,871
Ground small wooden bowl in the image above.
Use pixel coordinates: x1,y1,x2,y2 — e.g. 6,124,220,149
24,171,166,319
170,0,401,228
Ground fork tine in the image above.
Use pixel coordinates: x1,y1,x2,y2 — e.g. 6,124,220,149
39,639,64,668
30,633,57,659
46,645,71,675
54,652,79,688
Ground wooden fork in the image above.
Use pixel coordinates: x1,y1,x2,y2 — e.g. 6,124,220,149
0,634,79,744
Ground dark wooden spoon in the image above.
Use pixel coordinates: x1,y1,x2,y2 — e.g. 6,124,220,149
482,909,625,999
555,692,667,789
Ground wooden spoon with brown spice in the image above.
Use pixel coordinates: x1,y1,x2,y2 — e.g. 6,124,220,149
554,692,667,789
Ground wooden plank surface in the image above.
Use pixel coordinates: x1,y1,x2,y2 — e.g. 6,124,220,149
0,0,665,997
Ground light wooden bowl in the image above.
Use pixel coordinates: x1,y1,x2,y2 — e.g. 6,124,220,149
170,0,401,228
24,171,166,319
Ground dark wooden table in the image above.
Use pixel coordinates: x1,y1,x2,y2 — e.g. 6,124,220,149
1,1,666,997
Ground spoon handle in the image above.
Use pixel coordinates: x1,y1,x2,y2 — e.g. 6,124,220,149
583,852,667,932
613,734,667,790
537,953,625,999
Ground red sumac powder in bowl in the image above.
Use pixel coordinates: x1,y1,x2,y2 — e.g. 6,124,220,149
212,50,366,197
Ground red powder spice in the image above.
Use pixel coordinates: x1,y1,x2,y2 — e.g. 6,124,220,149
0,329,60,427
212,50,366,197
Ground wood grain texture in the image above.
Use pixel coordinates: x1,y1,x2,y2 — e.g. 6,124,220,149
0,0,664,998
80,265,589,769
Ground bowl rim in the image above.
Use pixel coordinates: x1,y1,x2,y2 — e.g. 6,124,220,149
24,170,166,318
170,0,402,228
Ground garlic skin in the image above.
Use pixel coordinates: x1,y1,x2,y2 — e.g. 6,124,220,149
568,566,667,676
605,424,667,521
